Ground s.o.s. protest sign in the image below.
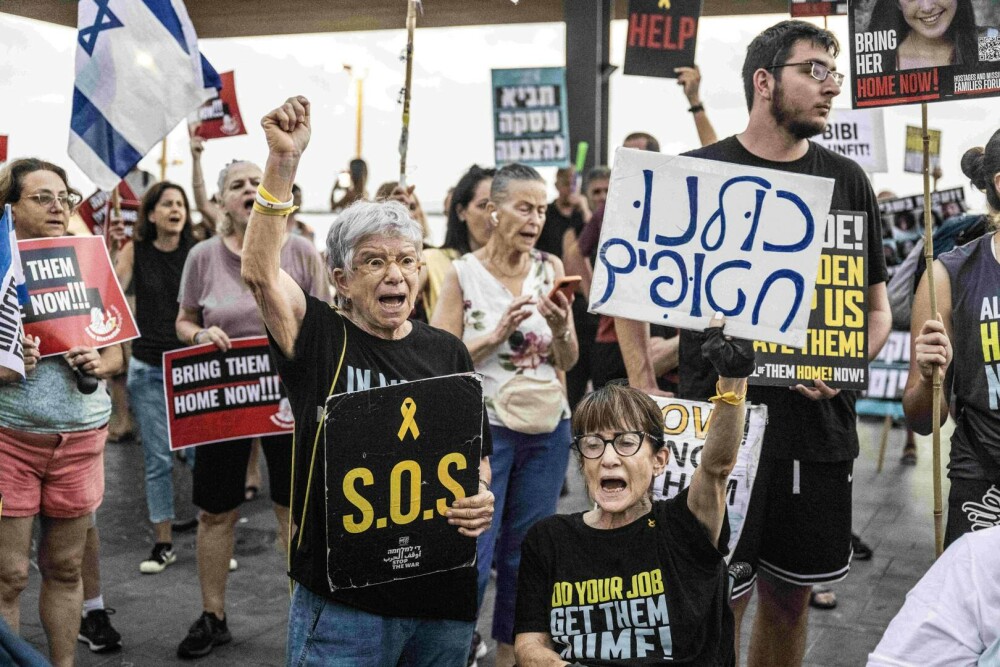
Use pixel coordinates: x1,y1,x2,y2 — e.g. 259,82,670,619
19,236,139,356
749,211,870,390
589,148,834,348
651,397,767,561
324,373,483,590
163,337,291,450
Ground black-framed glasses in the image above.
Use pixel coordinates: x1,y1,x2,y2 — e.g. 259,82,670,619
766,61,844,87
24,192,82,209
571,431,659,459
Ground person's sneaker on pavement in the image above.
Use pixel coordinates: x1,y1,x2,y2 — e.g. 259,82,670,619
467,630,488,667
140,542,177,574
78,608,122,653
177,611,231,659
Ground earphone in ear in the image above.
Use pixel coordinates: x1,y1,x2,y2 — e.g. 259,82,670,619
491,211,498,223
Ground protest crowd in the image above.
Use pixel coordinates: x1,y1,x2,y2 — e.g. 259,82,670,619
1,3,1000,667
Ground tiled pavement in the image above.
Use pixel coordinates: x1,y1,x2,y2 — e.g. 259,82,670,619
17,416,951,666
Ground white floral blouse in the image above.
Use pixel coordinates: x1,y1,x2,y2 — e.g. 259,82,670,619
453,250,571,427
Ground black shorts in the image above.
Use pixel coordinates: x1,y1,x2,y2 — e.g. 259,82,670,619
192,434,293,514
945,478,1000,548
734,458,854,591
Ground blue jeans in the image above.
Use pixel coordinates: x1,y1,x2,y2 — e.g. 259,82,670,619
477,419,571,644
286,585,473,667
126,356,193,525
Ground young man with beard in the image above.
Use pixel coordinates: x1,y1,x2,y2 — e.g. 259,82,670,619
616,20,892,666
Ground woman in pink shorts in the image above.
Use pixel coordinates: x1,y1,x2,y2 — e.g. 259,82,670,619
0,159,124,667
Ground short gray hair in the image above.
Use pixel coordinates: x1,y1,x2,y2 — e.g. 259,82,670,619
326,200,424,273
216,160,257,196
490,163,544,206
215,160,258,237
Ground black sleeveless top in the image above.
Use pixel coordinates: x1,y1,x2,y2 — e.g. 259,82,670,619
131,237,195,366
939,232,1000,480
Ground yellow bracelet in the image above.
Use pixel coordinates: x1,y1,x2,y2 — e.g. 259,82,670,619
708,380,746,406
251,202,298,217
258,185,282,203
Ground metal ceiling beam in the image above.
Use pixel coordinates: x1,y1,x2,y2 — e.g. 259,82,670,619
1,0,790,38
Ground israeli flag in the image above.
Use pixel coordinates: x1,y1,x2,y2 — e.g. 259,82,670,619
0,205,26,378
69,0,221,190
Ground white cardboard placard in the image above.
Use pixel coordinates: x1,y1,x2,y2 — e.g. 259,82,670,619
589,148,835,348
813,108,888,173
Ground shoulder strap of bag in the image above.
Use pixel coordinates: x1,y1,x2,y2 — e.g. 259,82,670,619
287,313,348,581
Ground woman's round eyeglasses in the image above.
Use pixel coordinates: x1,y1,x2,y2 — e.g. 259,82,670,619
571,431,659,459
24,192,82,209
352,255,423,277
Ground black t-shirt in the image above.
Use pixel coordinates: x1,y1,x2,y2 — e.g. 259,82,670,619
514,489,734,666
131,237,195,365
678,137,888,462
538,201,586,258
270,295,492,621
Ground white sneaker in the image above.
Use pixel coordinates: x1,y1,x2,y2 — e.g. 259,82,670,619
140,543,176,574
229,558,238,572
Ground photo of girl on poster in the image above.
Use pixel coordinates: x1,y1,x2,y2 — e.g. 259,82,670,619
861,0,999,71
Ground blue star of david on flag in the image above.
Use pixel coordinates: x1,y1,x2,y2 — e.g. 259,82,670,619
69,0,220,190
77,0,123,56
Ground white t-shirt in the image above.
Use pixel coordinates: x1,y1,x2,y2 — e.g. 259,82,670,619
867,527,1000,667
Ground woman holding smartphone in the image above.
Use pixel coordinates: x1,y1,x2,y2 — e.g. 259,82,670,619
433,163,578,667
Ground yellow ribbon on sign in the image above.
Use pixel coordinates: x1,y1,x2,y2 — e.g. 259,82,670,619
658,0,670,8
398,397,420,441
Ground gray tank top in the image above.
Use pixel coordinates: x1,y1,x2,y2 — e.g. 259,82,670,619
939,232,1000,480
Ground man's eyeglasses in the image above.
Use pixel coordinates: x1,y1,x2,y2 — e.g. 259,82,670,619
571,431,659,459
352,254,423,277
24,192,82,209
766,61,844,87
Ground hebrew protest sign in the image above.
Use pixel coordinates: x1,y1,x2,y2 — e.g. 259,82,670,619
324,373,483,590
492,67,570,166
76,182,141,240
190,71,247,140
789,0,847,17
652,397,767,559
624,0,702,78
903,125,942,174
850,0,1000,108
589,147,834,348
749,211,870,390
19,236,138,356
812,108,888,173
163,337,291,450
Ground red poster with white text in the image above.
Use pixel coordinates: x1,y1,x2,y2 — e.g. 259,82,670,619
18,236,139,357
77,182,140,241
163,337,292,450
191,71,247,140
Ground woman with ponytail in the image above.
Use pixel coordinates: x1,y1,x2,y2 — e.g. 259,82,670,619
903,129,1000,546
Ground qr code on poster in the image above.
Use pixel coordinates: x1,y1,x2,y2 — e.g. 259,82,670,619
979,34,1000,62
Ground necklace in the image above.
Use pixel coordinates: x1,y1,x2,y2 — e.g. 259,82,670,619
487,254,528,279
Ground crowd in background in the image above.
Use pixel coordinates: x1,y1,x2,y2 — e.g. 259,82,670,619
0,16,999,667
